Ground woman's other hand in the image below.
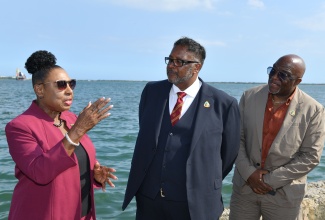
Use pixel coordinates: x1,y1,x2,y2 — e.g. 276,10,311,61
94,161,117,191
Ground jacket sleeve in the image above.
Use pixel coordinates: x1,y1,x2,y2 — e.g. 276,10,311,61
221,98,241,178
138,83,149,127
5,120,77,185
234,92,258,181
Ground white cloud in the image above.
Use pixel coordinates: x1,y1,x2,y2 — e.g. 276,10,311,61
247,0,265,9
199,39,226,47
276,39,313,50
100,0,217,11
295,5,325,31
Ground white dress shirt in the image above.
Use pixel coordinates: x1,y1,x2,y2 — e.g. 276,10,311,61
169,77,202,118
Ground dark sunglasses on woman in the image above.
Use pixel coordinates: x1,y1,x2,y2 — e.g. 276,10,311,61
39,79,77,90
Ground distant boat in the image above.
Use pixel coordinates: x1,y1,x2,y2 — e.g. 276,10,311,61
15,68,26,80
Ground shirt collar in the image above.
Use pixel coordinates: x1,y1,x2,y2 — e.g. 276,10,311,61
171,77,201,98
268,87,297,105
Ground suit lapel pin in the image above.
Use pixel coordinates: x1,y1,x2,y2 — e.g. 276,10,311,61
204,101,210,108
289,110,295,116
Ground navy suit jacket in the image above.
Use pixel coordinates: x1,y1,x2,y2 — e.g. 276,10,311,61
122,78,240,219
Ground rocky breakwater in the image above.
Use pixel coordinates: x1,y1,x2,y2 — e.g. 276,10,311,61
220,180,325,220
299,181,325,220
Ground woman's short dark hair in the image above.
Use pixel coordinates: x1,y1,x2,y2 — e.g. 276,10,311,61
174,37,206,64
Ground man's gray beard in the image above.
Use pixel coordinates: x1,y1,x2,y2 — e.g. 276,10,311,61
268,86,280,95
168,69,193,85
268,81,281,95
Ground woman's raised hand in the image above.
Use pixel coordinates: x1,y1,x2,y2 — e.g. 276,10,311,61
68,97,113,141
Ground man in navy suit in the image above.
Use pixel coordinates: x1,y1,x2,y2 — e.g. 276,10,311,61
122,37,240,220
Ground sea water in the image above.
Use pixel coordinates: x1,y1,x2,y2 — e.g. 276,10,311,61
0,79,324,219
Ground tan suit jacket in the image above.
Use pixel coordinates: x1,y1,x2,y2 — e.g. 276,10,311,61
232,84,325,207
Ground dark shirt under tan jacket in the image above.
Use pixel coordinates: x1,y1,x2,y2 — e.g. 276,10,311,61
232,85,325,208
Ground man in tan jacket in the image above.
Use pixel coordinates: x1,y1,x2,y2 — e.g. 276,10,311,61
229,54,325,220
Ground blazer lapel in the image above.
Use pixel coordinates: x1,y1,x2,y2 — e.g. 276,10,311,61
154,81,172,146
255,86,269,149
189,81,213,155
272,88,302,144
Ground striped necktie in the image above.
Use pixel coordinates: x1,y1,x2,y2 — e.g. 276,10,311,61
170,92,187,126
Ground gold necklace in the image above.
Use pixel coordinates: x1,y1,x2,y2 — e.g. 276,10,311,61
272,98,286,105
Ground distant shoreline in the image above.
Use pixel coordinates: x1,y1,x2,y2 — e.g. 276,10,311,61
1,77,325,85
0,76,15,79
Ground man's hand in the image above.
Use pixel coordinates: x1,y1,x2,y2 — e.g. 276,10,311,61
247,169,273,194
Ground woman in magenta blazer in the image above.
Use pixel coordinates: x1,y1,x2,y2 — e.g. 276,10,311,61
5,50,117,220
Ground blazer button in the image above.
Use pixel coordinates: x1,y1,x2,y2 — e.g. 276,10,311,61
169,133,173,136
256,163,260,167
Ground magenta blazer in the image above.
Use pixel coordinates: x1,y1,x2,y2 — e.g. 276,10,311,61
6,101,100,220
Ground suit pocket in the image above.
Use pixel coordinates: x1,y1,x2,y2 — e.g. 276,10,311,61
232,167,246,187
280,124,307,155
214,178,222,190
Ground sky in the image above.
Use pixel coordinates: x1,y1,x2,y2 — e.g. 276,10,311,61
1,0,325,83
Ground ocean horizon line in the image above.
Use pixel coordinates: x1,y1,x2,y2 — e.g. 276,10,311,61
1,77,325,85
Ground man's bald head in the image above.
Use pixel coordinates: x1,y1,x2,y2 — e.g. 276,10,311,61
274,54,306,79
